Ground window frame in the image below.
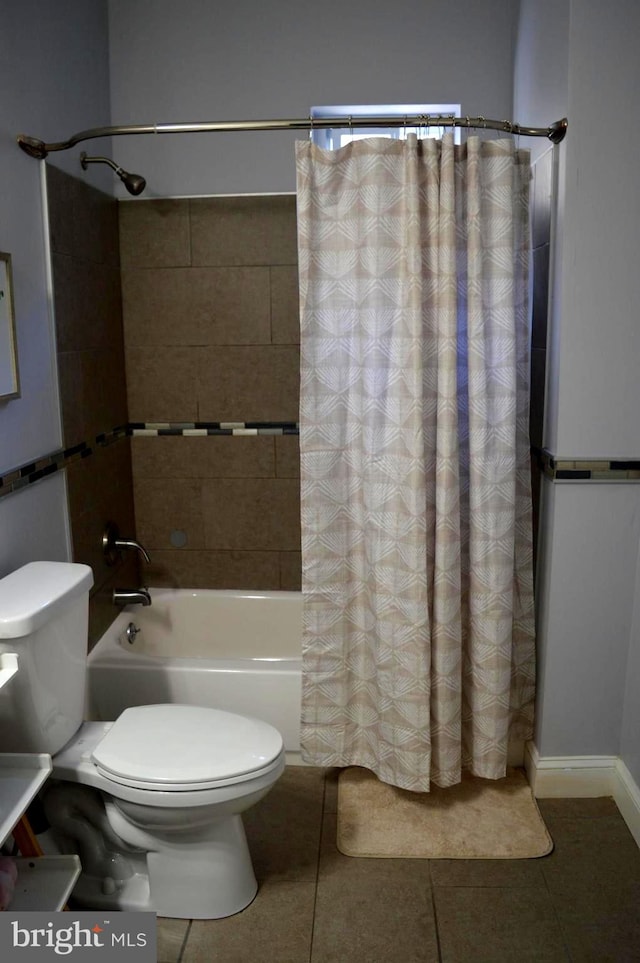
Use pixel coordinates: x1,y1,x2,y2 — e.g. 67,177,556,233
310,104,461,149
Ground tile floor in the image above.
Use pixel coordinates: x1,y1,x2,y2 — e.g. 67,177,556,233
157,766,640,963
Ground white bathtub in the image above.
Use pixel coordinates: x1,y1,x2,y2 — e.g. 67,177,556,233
87,588,303,757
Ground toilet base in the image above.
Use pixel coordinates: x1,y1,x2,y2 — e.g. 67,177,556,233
66,811,259,919
71,840,258,919
71,865,153,914
45,780,261,919
105,802,259,920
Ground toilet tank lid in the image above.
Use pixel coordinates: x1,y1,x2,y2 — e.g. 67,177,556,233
0,562,94,639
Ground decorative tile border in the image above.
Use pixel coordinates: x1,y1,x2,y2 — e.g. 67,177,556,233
0,422,300,498
129,421,300,437
538,449,640,482
6,433,640,497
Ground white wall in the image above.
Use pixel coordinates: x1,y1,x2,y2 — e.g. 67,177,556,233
108,0,517,196
534,480,640,757
515,0,640,787
513,0,569,166
623,540,640,782
554,0,640,459
0,0,112,575
516,0,640,459
514,0,569,457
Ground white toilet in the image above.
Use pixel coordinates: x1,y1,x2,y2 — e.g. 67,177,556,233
0,561,285,919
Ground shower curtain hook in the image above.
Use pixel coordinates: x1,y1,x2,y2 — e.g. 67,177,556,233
309,114,314,141
349,115,353,138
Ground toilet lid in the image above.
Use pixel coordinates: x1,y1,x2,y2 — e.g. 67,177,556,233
91,704,284,790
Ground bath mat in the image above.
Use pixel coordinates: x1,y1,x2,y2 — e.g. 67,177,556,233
337,767,553,859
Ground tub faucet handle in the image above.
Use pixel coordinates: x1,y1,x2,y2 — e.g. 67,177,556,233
103,521,151,565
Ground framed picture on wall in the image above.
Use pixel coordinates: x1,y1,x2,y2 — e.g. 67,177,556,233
0,252,20,400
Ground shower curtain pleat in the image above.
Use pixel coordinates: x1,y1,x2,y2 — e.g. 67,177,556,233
296,133,536,792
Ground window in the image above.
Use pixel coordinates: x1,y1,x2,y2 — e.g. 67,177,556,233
310,104,461,149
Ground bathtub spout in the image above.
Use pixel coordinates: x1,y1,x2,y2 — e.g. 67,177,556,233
102,521,151,565
113,537,151,564
113,588,152,607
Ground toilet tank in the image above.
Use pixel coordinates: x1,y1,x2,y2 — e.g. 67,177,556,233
0,562,94,754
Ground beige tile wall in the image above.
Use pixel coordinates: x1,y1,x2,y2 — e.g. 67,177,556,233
47,165,140,643
120,196,302,589
48,167,128,446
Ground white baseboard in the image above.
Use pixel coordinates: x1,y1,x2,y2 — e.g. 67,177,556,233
284,750,309,766
524,743,618,797
525,742,640,849
613,758,640,850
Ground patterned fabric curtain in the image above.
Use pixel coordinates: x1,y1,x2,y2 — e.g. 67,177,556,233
296,133,536,793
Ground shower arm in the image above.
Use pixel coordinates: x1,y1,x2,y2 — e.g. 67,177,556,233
16,114,568,159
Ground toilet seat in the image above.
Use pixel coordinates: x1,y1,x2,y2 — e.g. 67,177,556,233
91,704,284,791
53,720,286,810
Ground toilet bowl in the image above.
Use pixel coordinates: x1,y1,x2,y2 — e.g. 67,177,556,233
0,562,286,919
47,705,285,918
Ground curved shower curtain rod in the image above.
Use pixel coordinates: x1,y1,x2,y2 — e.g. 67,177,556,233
16,113,568,159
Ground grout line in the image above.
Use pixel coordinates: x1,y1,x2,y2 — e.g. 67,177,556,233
539,857,573,962
307,771,329,963
269,266,274,345
176,919,192,963
427,861,443,963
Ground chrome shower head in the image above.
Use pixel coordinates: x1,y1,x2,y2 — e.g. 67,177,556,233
80,151,146,196
119,170,146,196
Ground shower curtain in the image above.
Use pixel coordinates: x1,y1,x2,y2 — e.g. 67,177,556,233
296,133,536,793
